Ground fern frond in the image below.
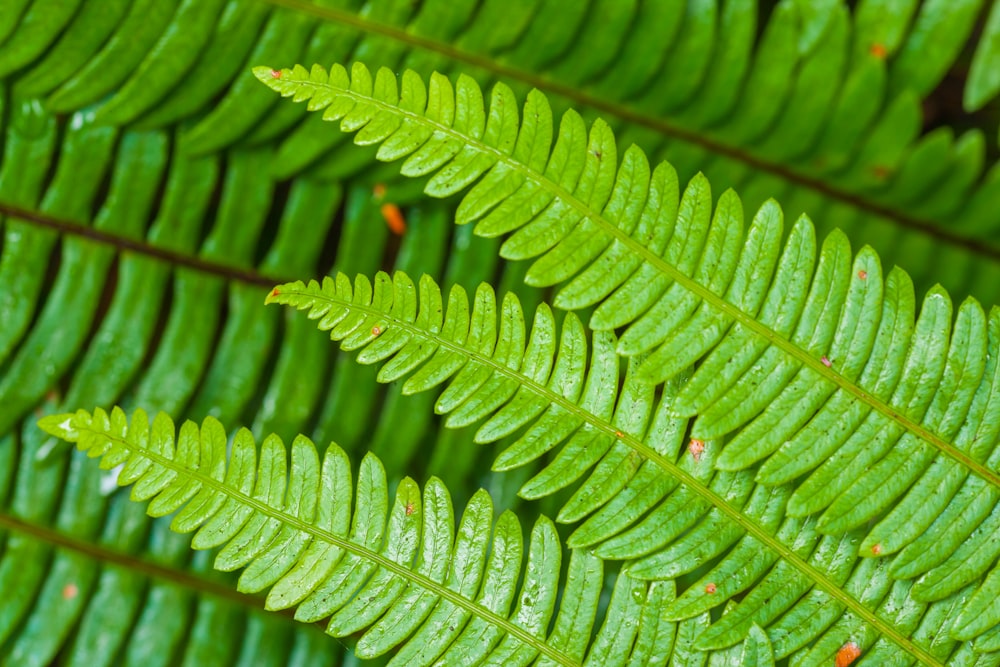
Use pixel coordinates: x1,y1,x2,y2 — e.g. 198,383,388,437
266,269,993,663
254,62,1000,507
38,406,678,667
9,1,998,303
255,61,1000,659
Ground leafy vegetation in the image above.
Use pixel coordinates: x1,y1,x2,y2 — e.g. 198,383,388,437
3,1,1000,666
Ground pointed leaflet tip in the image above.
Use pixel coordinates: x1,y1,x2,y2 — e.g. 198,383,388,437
37,413,78,441
252,66,283,88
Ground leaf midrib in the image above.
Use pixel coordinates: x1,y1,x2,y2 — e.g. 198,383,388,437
260,0,1000,269
0,511,290,617
89,426,578,667
0,202,284,288
280,283,941,666
290,70,1000,499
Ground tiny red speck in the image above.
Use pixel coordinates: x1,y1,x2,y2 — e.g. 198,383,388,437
615,430,624,438
371,326,382,336
870,43,887,59
836,642,861,667
821,356,832,367
689,438,705,462
871,543,882,555
270,69,282,79
405,502,415,516
271,288,280,297
705,583,716,594
858,270,867,280
63,583,79,600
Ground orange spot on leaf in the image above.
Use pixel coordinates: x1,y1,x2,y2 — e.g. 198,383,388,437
405,502,415,516
270,69,282,79
836,642,861,667
381,203,406,235
371,326,383,336
63,583,79,600
271,288,280,297
704,583,716,594
871,543,882,555
870,43,887,59
857,270,868,280
689,438,705,462
615,430,624,438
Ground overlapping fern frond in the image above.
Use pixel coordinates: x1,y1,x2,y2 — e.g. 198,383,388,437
40,407,686,667
4,0,999,303
0,98,518,665
256,62,1000,663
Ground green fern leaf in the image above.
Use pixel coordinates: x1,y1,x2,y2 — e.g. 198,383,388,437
38,406,678,667
251,62,998,504
254,62,1000,663
264,269,973,663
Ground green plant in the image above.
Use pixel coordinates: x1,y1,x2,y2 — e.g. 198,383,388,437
4,1,1000,666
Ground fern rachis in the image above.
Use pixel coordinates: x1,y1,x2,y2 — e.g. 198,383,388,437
244,60,1000,664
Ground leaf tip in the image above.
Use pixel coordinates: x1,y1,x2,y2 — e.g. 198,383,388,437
38,413,78,441
252,66,284,88
265,286,282,305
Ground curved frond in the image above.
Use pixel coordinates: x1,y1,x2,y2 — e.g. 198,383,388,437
264,264,997,663
0,98,532,663
39,406,678,667
4,1,999,304
254,61,1000,503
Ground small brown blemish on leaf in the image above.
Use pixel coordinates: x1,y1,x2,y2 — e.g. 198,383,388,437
372,183,387,199
271,288,280,297
405,501,415,516
689,438,705,462
858,270,868,280
836,642,861,667
615,430,624,438
371,326,383,336
871,543,882,556
270,69,282,79
869,43,887,59
63,583,79,600
704,583,716,594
